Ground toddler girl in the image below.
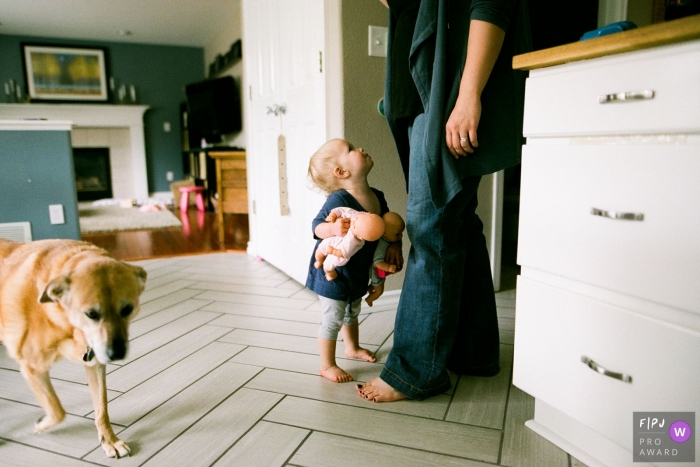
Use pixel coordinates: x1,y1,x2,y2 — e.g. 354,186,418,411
306,138,399,382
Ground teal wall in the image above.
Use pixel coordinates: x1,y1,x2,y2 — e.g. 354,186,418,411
0,35,205,193
0,129,81,240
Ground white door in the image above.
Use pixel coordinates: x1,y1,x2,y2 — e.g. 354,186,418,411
243,0,328,284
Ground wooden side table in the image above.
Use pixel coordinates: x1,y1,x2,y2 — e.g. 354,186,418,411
207,151,247,245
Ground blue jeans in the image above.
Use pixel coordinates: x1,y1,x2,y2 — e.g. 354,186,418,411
380,114,500,400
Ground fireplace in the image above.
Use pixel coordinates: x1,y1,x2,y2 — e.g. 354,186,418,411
0,103,149,199
73,147,113,201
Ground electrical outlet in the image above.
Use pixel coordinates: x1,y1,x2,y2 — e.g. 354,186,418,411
163,121,171,132
49,204,65,225
166,171,174,181
368,25,388,57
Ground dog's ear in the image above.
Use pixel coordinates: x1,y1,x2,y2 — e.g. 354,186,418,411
39,276,72,305
125,263,147,293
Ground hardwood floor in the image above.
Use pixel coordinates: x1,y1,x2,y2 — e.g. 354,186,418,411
82,208,249,261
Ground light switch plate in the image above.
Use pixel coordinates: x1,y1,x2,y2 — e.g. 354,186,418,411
368,25,388,57
49,204,65,225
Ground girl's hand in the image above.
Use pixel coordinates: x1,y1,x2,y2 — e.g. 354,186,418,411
384,242,404,273
331,217,350,237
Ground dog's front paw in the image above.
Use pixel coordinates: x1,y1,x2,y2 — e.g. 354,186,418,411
34,413,64,433
102,438,131,458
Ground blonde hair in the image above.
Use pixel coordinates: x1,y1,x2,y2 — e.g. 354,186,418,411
308,138,344,195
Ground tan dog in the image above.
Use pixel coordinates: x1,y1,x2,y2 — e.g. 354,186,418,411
0,239,146,458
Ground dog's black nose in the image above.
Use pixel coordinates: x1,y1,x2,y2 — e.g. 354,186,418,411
107,337,127,361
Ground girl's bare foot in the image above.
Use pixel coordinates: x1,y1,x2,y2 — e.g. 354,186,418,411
355,377,407,402
320,365,353,383
345,347,376,363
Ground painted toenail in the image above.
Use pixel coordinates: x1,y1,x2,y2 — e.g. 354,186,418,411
356,384,363,388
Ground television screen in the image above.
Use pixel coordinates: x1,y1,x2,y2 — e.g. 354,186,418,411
185,76,242,145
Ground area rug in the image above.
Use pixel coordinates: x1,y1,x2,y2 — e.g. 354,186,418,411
79,202,182,233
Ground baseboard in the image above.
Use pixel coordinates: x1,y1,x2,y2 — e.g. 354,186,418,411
530,399,636,467
381,289,402,300
150,191,174,202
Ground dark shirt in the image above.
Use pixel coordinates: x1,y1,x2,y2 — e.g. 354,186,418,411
384,0,532,208
387,0,423,119
305,189,389,302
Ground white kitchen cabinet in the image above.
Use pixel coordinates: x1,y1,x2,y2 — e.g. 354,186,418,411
513,25,700,467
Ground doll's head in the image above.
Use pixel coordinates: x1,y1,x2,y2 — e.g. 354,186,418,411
382,212,405,242
350,212,385,242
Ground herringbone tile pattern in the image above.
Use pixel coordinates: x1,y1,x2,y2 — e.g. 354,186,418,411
0,252,585,467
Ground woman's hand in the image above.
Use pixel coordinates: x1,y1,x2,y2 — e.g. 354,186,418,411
446,93,481,158
384,242,404,273
445,20,505,159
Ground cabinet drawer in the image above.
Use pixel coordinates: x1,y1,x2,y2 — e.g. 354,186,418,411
221,169,247,188
513,276,700,451
221,159,246,170
221,188,248,213
517,144,700,313
523,41,700,137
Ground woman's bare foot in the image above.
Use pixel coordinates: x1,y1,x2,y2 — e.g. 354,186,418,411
345,347,377,363
320,365,353,383
355,377,407,402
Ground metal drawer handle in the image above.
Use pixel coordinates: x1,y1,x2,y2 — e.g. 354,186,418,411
591,208,644,221
598,89,655,104
581,356,633,384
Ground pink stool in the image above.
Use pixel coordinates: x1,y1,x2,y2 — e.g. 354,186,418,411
179,186,206,213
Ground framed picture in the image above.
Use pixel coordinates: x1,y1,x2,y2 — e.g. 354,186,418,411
21,44,109,102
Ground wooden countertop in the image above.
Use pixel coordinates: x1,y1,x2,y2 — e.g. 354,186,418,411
513,14,700,70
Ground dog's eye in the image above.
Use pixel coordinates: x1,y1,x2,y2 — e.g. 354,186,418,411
120,304,134,318
85,309,100,321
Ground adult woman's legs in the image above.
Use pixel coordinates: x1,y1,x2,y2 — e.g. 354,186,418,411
358,119,500,402
447,177,500,376
379,181,488,399
364,115,478,400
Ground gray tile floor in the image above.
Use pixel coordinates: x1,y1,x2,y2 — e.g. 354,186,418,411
0,252,586,466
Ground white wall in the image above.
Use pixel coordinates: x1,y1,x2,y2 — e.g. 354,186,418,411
341,0,409,291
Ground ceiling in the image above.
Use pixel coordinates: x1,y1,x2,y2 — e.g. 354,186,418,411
0,0,240,47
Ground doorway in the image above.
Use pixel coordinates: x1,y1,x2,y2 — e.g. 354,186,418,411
500,0,599,288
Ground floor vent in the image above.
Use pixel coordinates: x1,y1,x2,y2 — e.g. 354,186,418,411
0,222,32,242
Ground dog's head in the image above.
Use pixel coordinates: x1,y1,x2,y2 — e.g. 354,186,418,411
39,258,147,364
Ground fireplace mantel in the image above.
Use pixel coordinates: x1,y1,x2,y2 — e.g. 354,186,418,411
0,103,150,199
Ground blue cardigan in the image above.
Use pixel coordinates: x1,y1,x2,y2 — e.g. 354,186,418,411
305,189,389,302
385,0,532,208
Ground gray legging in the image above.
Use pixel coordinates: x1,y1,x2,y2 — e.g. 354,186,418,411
317,297,361,341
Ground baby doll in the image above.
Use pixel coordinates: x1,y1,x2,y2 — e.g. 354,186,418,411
314,207,384,281
372,212,405,278
365,211,405,306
